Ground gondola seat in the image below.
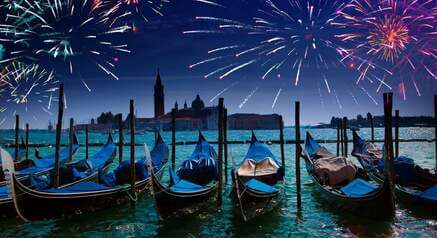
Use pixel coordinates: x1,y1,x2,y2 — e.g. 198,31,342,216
245,179,277,193
340,178,379,197
170,179,207,193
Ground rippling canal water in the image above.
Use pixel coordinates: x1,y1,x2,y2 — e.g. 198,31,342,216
0,127,435,237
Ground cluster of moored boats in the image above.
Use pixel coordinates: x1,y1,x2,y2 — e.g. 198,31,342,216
0,91,435,222
0,128,435,222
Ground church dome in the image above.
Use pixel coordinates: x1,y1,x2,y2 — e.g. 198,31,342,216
191,94,205,110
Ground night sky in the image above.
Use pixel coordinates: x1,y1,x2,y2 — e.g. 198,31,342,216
1,0,436,129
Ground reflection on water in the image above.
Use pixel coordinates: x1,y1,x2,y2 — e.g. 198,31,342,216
0,128,435,237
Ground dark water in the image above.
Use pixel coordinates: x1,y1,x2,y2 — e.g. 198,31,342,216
0,128,436,237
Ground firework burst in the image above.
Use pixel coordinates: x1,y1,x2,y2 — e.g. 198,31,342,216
336,0,437,97
185,0,351,91
0,0,131,81
0,61,58,116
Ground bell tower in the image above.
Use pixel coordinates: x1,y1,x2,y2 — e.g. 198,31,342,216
154,70,165,118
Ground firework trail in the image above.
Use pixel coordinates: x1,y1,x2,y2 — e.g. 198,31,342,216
193,0,225,8
317,86,324,108
102,0,170,28
0,0,131,80
336,0,437,97
271,88,282,109
186,0,351,90
349,91,358,105
239,86,259,109
209,81,239,102
359,85,378,105
0,61,59,117
332,88,342,109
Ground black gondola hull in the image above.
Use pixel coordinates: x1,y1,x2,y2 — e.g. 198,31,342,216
150,172,217,216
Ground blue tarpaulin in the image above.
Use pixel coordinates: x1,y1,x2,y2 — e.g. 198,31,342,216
177,133,217,186
44,181,110,193
245,179,277,193
340,178,379,197
305,133,321,158
170,179,207,193
377,156,416,185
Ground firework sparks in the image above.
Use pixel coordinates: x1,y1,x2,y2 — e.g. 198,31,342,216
187,0,350,89
0,61,59,117
209,81,239,103
239,86,259,109
336,0,437,97
0,0,131,81
271,88,282,109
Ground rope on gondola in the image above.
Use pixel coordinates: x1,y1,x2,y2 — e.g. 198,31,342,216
126,190,138,202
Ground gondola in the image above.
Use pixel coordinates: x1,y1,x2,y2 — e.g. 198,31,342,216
231,132,283,221
302,132,394,220
2,133,168,221
352,131,437,212
147,132,218,217
0,133,114,218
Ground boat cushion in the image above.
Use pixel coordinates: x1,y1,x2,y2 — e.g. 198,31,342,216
377,156,416,186
340,178,379,197
314,157,356,186
114,160,148,185
44,181,110,193
245,179,277,193
419,185,437,201
170,179,207,193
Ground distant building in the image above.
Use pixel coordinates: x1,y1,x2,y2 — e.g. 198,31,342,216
228,113,281,130
48,121,53,132
154,70,165,118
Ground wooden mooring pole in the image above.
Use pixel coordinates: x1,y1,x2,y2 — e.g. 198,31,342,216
85,125,89,160
279,115,285,177
295,101,302,209
383,92,395,215
217,97,224,206
435,95,437,169
68,118,74,162
25,123,29,160
224,108,228,183
336,118,340,156
343,117,348,157
171,108,176,170
130,100,136,193
14,114,19,162
339,118,344,156
118,114,123,163
54,83,64,188
370,113,375,144
395,110,400,158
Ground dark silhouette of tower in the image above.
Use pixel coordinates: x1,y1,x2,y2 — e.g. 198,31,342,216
154,70,165,118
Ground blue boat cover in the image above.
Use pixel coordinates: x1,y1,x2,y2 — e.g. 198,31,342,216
100,134,168,188
244,132,277,163
44,181,111,193
169,179,207,193
340,178,379,197
19,144,79,175
245,179,277,193
177,133,217,186
352,131,366,155
305,133,321,158
419,185,437,202
86,137,116,171
377,156,416,186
